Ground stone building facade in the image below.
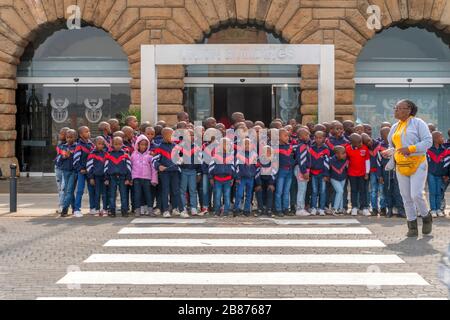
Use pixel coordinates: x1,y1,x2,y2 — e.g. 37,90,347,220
0,0,449,175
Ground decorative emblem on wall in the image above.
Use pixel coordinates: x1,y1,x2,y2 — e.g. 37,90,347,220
50,98,70,123
84,98,103,123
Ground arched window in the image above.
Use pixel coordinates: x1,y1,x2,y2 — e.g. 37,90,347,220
355,26,450,135
16,26,131,173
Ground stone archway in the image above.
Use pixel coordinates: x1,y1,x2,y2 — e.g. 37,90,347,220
0,1,139,176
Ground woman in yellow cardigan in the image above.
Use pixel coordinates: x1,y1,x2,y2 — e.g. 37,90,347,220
383,100,433,237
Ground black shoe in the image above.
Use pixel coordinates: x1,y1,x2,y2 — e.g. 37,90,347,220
243,211,251,217
406,219,418,237
276,211,284,217
61,208,69,217
380,208,387,216
233,209,241,217
386,208,393,218
372,209,379,216
283,209,290,216
422,213,433,235
109,211,116,218
214,212,221,218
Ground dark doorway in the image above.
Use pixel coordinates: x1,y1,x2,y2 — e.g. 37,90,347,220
214,85,272,126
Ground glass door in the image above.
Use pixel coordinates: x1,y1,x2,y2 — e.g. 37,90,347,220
184,85,214,123
273,85,301,123
16,83,131,173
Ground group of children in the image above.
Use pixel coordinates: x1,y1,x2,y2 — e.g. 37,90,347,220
54,112,450,219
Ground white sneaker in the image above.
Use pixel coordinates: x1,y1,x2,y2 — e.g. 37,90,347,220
153,208,161,216
437,210,445,217
392,207,398,214
89,209,96,216
74,211,83,218
363,209,371,217
431,210,437,218
296,209,309,217
135,208,141,217
172,209,181,217
351,208,358,216
319,209,326,216
180,210,190,219
310,208,317,216
163,211,171,218
191,208,198,216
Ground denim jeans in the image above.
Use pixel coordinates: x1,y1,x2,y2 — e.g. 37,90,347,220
290,171,298,211
311,174,327,210
234,177,254,212
275,168,293,212
201,174,212,209
369,172,384,210
62,170,76,210
256,179,274,212
294,166,308,210
213,180,232,214
109,176,128,213
382,170,404,210
133,178,153,210
441,179,449,211
160,171,182,212
75,172,95,211
330,178,346,210
180,169,198,210
349,176,368,210
428,173,444,211
150,184,160,210
55,166,65,208
93,176,108,211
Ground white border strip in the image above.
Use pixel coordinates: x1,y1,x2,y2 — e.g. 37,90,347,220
259,218,361,225
57,272,429,286
37,297,447,300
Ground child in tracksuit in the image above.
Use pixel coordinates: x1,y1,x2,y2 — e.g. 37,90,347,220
179,129,202,218
58,129,78,217
201,131,218,215
153,128,183,218
309,131,330,216
377,127,405,218
233,138,258,217
209,137,235,217
274,129,295,217
329,146,348,215
105,137,132,217
346,133,370,216
131,135,158,217
73,126,95,218
87,136,108,216
255,145,276,217
55,127,68,213
325,121,349,212
362,133,384,216
294,128,311,216
427,131,449,218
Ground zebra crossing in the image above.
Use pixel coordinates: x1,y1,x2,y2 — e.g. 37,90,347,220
43,217,432,299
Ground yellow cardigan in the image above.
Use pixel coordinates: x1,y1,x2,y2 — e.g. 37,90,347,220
392,117,426,176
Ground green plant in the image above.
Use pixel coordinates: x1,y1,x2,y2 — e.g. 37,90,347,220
119,107,141,126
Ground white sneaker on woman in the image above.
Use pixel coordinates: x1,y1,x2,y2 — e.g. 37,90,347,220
310,208,317,216
180,210,190,219
363,209,371,216
351,208,358,216
163,211,171,218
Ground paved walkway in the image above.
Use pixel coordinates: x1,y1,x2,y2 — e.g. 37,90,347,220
0,215,448,300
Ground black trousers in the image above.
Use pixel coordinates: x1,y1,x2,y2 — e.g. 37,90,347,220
348,176,368,210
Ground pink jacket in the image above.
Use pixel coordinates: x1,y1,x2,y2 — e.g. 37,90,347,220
131,135,158,184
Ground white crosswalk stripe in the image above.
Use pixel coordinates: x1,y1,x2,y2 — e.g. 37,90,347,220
118,227,372,235
46,217,433,299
